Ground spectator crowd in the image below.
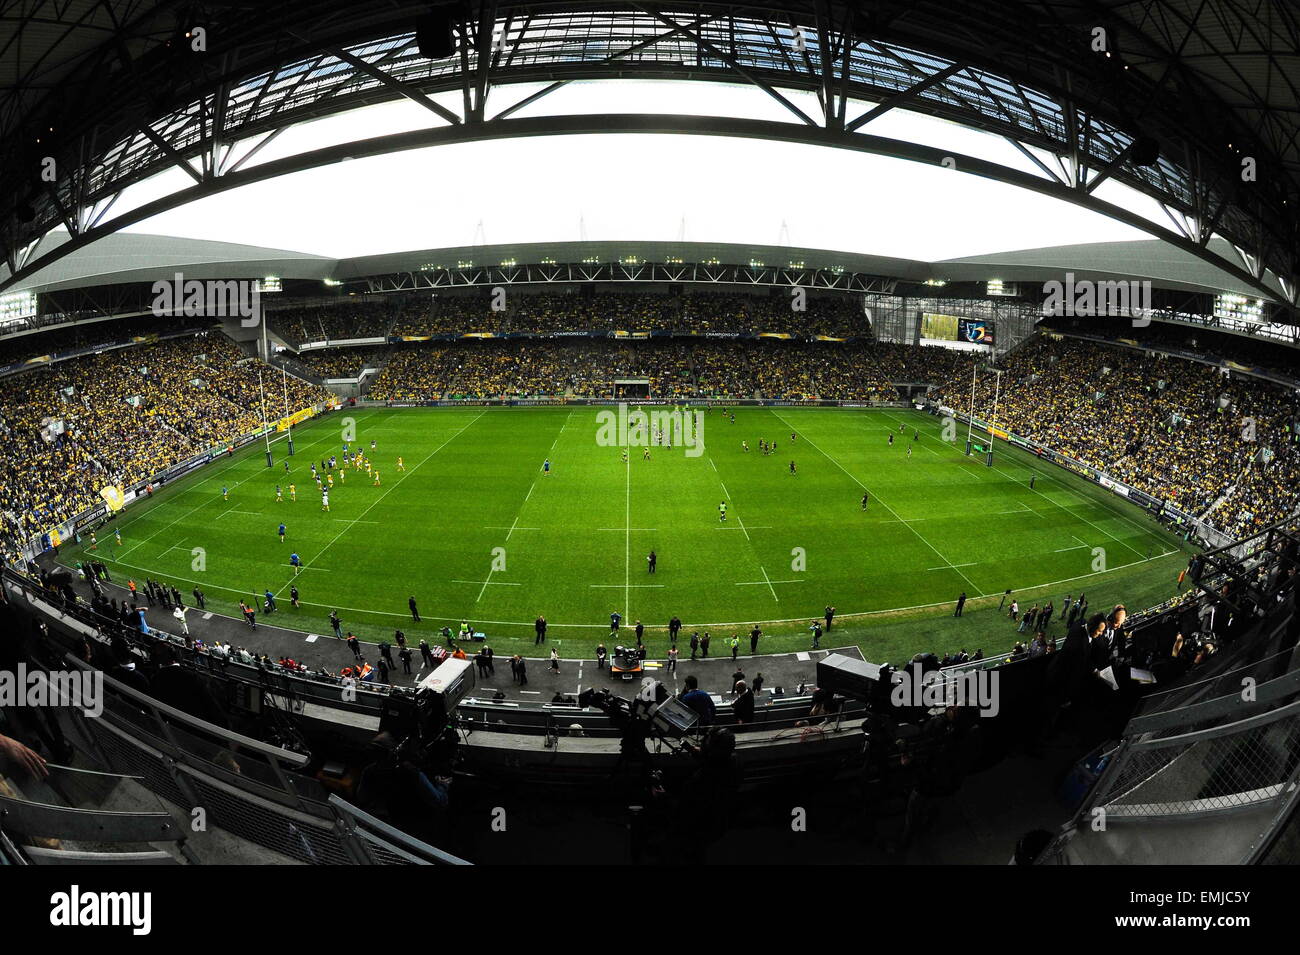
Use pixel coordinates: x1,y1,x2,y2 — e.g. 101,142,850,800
0,333,329,560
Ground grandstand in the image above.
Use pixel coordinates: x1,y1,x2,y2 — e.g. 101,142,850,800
0,0,1297,892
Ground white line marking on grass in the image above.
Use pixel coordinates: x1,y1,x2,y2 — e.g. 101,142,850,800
452,579,521,586
115,424,341,556
590,584,663,588
1055,545,1088,552
599,527,658,531
735,578,804,586
998,453,1159,558
624,453,632,620
773,410,985,596
525,481,535,502
275,410,486,598
927,562,978,570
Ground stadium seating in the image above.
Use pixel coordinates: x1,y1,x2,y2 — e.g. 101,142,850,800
4,291,1300,557
0,334,329,560
929,333,1300,538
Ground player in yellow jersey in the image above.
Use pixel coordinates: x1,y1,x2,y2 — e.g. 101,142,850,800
289,484,296,502
327,473,334,489
396,457,405,472
373,471,381,486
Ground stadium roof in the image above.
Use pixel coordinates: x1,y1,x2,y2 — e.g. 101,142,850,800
0,232,334,294
935,238,1281,298
0,2,1295,309
2,233,1270,300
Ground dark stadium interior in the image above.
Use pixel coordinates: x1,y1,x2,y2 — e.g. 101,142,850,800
0,0,1298,883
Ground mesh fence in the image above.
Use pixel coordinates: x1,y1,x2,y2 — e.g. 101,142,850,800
1097,710,1300,816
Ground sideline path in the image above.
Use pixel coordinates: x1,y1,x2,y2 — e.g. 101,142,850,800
47,557,863,701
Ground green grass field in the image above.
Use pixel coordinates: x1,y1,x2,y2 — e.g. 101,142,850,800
64,405,1194,661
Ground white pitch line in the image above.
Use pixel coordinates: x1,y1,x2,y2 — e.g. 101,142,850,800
760,566,778,601
96,547,1183,633
452,579,521,587
772,410,984,596
275,410,485,598
624,453,632,619
926,562,978,571
590,584,664,588
115,421,344,558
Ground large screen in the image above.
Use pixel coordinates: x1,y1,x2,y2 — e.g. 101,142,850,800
958,318,994,344
920,313,995,346
920,312,960,340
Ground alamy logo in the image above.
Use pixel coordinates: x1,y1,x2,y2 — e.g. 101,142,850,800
1042,272,1152,326
50,885,152,935
0,664,101,717
151,273,261,327
890,667,1000,717
595,404,705,457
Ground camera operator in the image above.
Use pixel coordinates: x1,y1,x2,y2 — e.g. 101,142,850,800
1151,631,1217,684
355,730,453,838
670,728,741,863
